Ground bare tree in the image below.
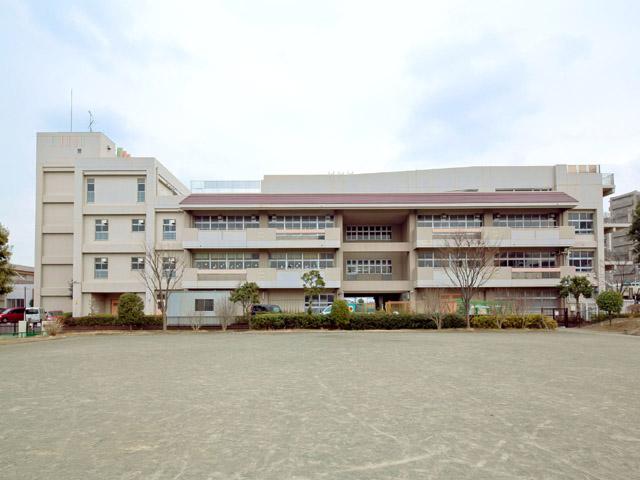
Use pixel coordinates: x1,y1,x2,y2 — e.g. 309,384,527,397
137,245,184,331
216,297,236,331
420,289,454,330
605,249,638,295
190,310,204,332
442,232,499,329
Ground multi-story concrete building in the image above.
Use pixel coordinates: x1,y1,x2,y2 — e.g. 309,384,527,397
34,132,614,320
604,190,639,292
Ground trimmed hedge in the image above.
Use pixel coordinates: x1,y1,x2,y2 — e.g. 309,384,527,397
64,314,162,329
251,312,556,330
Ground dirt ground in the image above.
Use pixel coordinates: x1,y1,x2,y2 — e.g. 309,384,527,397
1,330,639,479
584,317,640,335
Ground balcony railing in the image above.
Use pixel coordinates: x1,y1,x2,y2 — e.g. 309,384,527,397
416,226,575,247
183,227,341,249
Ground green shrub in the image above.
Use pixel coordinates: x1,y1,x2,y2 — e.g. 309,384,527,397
65,314,162,329
330,300,351,329
118,293,144,327
251,313,329,330
596,291,624,317
471,315,500,329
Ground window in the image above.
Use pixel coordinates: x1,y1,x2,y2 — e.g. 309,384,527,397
131,257,145,271
94,257,108,279
132,219,145,232
268,252,335,270
162,257,177,277
495,251,557,268
195,299,214,312
568,212,594,234
268,215,334,229
305,294,335,313
493,214,557,228
569,250,594,272
346,259,392,275
346,226,392,241
417,252,485,268
137,178,146,202
95,219,108,241
193,215,259,230
86,178,95,203
417,214,483,228
193,252,259,270
163,219,176,240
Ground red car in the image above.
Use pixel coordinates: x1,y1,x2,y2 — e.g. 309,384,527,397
0,307,25,323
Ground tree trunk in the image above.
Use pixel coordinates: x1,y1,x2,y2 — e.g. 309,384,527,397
464,298,471,329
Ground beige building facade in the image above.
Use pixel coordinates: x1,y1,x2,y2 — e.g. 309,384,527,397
34,132,614,320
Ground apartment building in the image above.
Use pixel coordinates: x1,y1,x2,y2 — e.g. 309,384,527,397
34,132,614,320
604,190,639,291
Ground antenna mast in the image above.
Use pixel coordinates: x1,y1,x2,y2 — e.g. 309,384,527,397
88,110,95,132
70,89,73,132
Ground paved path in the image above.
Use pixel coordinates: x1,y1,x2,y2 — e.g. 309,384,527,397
1,330,639,479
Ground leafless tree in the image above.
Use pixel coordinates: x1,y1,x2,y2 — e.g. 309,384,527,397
137,245,184,331
442,232,499,329
216,297,236,331
604,249,638,295
190,310,204,332
420,289,455,330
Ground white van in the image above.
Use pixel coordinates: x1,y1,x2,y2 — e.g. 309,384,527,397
25,307,45,325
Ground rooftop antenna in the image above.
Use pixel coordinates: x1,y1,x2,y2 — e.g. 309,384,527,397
70,89,73,132
88,110,95,132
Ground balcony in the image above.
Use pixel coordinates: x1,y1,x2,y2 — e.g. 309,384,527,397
182,267,341,289
602,173,615,196
183,227,341,249
415,266,577,288
415,227,575,248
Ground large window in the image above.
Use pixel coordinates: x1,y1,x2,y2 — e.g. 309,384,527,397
417,214,483,228
493,214,557,228
193,215,259,230
95,219,108,241
346,225,392,241
417,252,484,268
131,218,145,232
195,299,214,312
495,251,557,268
137,178,146,202
94,257,108,279
346,259,392,275
131,257,145,271
86,178,95,203
305,294,335,313
568,212,594,235
268,215,334,229
162,257,177,277
194,252,259,270
163,219,176,240
269,252,334,270
569,250,594,272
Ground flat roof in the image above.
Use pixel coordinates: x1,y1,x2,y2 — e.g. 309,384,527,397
180,191,579,209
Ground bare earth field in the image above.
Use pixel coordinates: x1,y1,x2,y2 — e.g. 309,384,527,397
1,330,639,479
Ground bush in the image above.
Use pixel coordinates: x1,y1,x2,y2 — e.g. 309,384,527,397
43,319,64,336
329,300,351,329
118,293,144,327
65,314,162,329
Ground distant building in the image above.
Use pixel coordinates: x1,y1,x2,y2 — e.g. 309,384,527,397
0,264,34,308
604,190,639,294
34,132,614,320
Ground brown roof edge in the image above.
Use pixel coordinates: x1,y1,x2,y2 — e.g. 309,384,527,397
179,191,579,206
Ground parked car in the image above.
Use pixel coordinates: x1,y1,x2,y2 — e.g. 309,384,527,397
25,307,45,325
45,310,64,321
0,307,6,314
0,307,25,323
250,304,282,315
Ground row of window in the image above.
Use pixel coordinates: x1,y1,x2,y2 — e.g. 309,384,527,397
345,225,392,241
416,212,594,233
493,214,557,228
93,218,173,240
268,215,335,230
93,256,176,279
269,252,335,270
346,259,392,275
193,294,335,313
194,252,260,270
417,251,595,272
417,214,483,229
86,178,145,203
194,215,259,230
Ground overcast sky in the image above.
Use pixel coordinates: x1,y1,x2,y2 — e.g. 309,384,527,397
1,0,639,266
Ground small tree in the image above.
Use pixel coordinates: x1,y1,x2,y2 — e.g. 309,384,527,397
137,245,185,331
118,293,144,329
421,289,453,330
216,297,236,331
596,290,623,325
230,282,260,322
0,223,16,297
330,299,350,329
301,270,325,314
558,275,594,319
442,232,499,329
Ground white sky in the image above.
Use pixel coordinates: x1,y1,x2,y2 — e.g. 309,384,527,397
1,0,639,265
